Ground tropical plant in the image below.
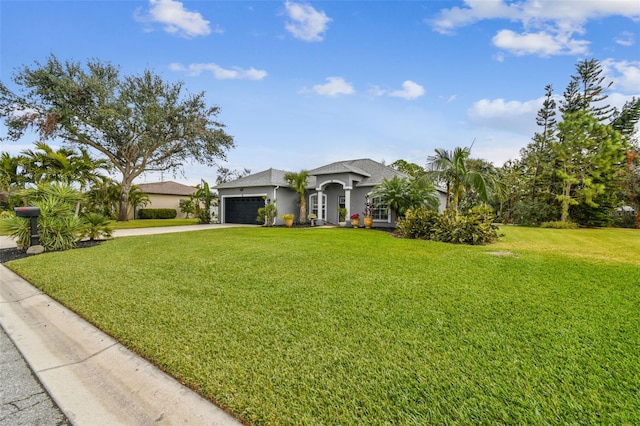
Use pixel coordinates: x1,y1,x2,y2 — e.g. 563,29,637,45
82,212,113,240
128,188,150,219
179,198,196,218
424,146,492,215
0,183,86,251
337,207,347,222
257,198,278,226
284,170,309,224
396,206,500,245
371,176,439,217
194,181,212,224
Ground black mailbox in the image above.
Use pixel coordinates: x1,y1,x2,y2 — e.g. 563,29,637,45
15,206,41,217
14,206,41,247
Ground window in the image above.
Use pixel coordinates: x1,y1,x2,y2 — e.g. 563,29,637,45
310,193,327,220
371,196,388,220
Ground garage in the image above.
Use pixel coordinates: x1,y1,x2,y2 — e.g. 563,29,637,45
224,197,265,224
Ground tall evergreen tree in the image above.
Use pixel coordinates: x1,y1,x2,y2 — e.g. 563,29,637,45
554,111,625,223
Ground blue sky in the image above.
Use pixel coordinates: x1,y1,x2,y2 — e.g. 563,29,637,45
1,0,639,186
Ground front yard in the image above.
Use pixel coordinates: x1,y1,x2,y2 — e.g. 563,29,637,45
5,226,639,424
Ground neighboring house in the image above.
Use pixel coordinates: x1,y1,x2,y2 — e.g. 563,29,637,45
215,158,447,227
134,181,197,219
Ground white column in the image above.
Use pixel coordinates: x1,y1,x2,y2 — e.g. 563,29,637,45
345,189,352,218
317,190,324,221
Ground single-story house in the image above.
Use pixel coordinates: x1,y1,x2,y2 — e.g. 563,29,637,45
214,158,447,227
134,181,197,219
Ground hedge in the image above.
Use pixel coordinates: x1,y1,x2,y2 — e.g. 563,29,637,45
138,208,177,219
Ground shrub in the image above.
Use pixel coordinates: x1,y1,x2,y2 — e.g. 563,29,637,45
540,220,579,229
396,206,500,245
196,209,210,224
0,186,86,251
257,201,278,226
82,213,113,240
396,208,440,240
138,208,177,219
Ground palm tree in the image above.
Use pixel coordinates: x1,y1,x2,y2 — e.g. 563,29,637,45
423,146,490,215
284,170,309,224
0,152,27,193
370,176,438,218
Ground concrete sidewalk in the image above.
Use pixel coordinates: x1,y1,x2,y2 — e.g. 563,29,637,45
0,225,245,425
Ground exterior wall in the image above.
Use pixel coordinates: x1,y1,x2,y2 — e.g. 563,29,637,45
217,186,298,225
132,194,190,219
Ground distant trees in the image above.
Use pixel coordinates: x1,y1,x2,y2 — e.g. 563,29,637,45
502,58,638,226
0,55,234,221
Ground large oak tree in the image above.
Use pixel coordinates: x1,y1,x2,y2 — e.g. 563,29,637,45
0,55,234,220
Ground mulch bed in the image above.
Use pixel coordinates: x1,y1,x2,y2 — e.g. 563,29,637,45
0,240,104,264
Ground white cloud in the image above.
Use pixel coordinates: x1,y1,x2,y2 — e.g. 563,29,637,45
284,1,331,42
602,59,640,94
389,81,425,100
169,63,267,80
430,0,640,57
615,31,635,47
311,77,354,96
468,97,541,135
492,29,589,56
135,0,213,38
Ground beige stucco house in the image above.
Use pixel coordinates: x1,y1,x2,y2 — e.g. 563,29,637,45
134,181,197,219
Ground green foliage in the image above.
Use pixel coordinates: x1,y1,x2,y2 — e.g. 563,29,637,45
337,207,347,222
82,212,113,240
178,198,196,218
1,183,86,251
138,208,177,219
194,181,213,224
197,208,211,224
397,206,500,245
284,170,309,224
257,200,278,226
371,176,438,217
0,216,30,248
540,220,579,229
0,55,234,221
502,59,635,227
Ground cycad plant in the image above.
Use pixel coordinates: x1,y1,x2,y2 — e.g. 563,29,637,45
0,183,87,251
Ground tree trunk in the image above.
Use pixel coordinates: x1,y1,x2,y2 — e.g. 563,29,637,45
560,182,572,223
299,197,307,224
118,179,132,222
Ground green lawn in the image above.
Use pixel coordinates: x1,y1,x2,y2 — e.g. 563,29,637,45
6,226,640,425
108,218,200,229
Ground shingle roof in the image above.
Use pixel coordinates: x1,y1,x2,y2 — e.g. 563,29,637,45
214,168,290,189
136,181,196,196
309,158,406,187
214,159,406,190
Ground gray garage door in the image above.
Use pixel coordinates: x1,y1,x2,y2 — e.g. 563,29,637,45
224,197,264,224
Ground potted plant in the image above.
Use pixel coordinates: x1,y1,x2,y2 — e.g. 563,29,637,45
363,198,374,228
282,213,295,227
337,207,347,226
350,213,360,228
308,213,317,226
